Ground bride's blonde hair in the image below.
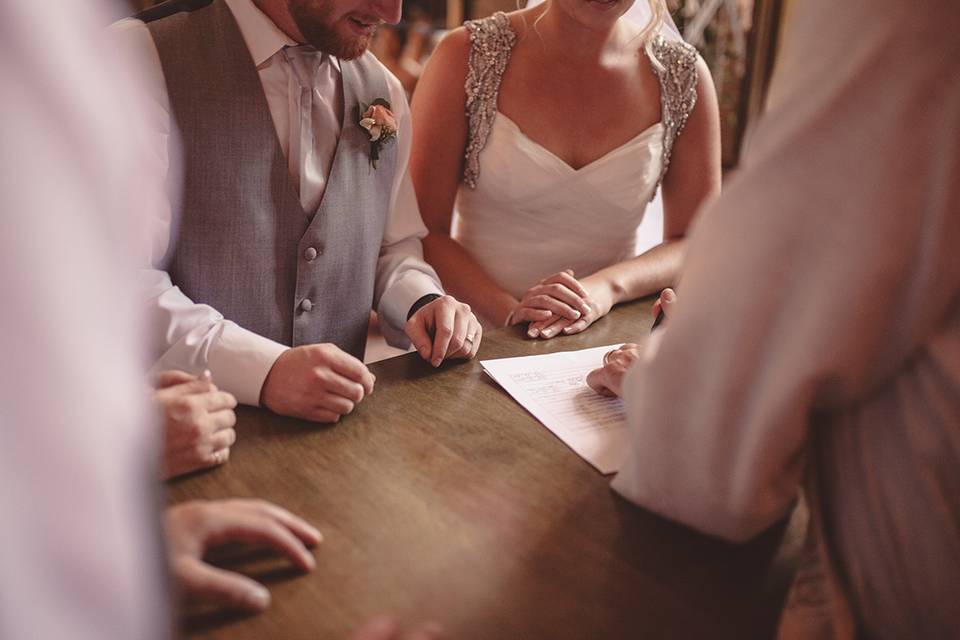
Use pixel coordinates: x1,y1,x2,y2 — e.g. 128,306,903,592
637,0,667,46
638,0,668,71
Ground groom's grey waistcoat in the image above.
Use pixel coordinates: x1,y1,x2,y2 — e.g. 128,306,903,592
148,0,397,359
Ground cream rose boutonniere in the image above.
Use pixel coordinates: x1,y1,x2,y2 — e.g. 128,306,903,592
359,99,398,169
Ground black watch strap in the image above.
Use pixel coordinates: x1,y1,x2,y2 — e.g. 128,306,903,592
407,293,442,320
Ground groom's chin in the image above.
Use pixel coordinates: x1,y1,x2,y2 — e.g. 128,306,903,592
336,38,370,60
315,35,370,60
295,18,372,59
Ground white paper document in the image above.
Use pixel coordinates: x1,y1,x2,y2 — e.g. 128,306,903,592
481,345,630,474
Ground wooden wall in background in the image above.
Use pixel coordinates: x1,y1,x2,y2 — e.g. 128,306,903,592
735,0,783,155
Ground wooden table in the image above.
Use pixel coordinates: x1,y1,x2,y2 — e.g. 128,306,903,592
170,299,803,639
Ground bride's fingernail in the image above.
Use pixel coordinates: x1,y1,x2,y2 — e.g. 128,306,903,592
572,311,581,319
528,328,539,338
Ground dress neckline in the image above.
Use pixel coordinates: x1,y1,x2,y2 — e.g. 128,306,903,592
490,14,665,173
495,110,663,173
463,11,699,195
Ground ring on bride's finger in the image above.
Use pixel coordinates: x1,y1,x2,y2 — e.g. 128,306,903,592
465,333,476,344
603,348,619,366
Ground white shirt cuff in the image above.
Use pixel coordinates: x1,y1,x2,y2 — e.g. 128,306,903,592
206,322,289,407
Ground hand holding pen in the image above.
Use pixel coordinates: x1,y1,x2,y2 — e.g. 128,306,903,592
651,288,677,331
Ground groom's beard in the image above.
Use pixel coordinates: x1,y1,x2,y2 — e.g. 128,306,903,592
289,0,376,60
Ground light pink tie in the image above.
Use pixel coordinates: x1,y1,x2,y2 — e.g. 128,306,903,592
282,45,325,215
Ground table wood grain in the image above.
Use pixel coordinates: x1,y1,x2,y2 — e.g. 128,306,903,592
169,299,803,639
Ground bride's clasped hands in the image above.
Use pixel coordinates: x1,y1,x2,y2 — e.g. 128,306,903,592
507,269,618,338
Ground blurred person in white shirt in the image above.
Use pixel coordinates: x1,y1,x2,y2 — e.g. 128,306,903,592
0,2,448,636
587,0,960,636
0,0,316,629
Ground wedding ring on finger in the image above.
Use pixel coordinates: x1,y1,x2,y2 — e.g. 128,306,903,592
465,333,476,345
603,348,619,366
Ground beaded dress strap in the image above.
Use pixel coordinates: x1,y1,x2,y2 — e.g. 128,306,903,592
649,35,699,199
462,12,517,189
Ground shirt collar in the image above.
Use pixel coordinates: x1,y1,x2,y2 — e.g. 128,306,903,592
224,0,343,72
224,0,297,67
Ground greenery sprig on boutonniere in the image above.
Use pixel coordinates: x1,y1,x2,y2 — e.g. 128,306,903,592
358,98,397,169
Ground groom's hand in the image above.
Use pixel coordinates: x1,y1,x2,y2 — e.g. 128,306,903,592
260,344,375,422
406,295,482,367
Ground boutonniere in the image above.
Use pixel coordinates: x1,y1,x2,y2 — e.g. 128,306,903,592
358,98,398,169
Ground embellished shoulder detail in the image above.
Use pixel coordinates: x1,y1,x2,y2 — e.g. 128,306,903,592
462,12,517,189
648,35,699,198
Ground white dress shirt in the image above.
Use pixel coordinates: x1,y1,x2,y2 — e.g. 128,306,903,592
614,0,960,636
1,1,167,637
111,0,442,406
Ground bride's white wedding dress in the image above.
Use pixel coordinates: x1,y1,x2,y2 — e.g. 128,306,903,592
451,12,699,299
